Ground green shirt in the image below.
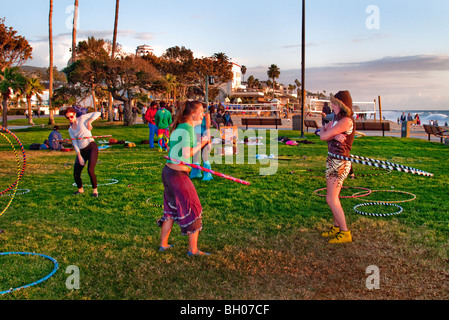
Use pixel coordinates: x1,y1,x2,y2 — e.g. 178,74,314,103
155,109,173,129
167,122,197,164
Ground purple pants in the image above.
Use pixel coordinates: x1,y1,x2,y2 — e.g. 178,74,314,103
160,165,203,235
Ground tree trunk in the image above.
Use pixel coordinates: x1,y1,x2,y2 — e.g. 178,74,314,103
27,97,34,125
48,0,55,125
2,96,8,128
108,0,120,122
123,99,133,126
71,0,79,64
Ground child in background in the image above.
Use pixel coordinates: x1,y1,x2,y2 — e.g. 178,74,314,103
155,105,173,152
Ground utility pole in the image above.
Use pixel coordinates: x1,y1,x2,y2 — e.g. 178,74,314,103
300,0,306,138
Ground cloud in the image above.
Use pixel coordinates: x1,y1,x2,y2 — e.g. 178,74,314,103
30,29,155,44
246,55,449,109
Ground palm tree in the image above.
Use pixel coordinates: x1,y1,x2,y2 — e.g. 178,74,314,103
0,67,27,128
108,0,120,121
267,64,280,97
24,77,45,125
48,0,55,125
241,65,247,82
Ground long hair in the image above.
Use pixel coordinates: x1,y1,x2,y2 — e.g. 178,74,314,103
171,100,202,133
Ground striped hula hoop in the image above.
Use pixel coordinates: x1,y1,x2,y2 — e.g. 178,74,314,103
328,152,434,177
0,132,22,216
0,252,59,295
0,127,27,195
353,202,404,217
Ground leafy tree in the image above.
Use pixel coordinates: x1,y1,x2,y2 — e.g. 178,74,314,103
0,18,33,70
0,67,26,127
101,55,160,126
247,75,255,88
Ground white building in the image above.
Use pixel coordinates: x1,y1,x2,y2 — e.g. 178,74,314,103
136,45,153,57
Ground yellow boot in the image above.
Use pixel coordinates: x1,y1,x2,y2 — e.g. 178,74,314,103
321,226,340,238
328,230,352,244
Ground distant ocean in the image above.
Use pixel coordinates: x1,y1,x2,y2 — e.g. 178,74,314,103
374,110,449,125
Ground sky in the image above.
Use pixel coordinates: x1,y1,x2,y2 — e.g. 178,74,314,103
1,0,449,110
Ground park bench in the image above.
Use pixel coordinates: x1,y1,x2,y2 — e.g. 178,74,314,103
355,121,391,137
423,124,445,143
304,120,319,132
241,118,282,129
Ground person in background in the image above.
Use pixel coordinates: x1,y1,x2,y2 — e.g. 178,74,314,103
141,104,147,124
145,101,159,149
321,102,332,126
155,104,173,152
48,125,63,150
190,105,213,181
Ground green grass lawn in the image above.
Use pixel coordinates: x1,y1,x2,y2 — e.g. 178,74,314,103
1,119,448,300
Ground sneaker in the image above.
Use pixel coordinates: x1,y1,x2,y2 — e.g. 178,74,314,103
328,230,352,244
321,226,340,238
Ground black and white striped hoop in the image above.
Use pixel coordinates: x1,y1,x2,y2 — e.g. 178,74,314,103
328,152,434,177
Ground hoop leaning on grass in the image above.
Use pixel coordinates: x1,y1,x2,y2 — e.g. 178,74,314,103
328,152,434,177
0,252,59,295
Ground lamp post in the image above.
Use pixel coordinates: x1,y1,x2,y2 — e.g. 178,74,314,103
300,0,306,138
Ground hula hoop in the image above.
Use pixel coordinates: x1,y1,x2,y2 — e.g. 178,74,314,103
314,186,372,199
354,131,366,138
353,202,404,217
0,252,59,295
145,197,163,208
352,189,416,203
116,162,162,170
0,132,21,217
72,178,119,187
353,167,392,177
0,188,30,197
0,127,26,195
328,152,434,177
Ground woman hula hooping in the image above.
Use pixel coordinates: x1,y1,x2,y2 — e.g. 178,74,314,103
65,107,101,197
158,101,211,257
318,91,356,244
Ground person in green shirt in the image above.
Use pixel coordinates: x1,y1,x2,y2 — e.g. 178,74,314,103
155,105,173,152
158,101,211,257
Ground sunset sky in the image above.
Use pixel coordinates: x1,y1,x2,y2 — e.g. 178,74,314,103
2,0,449,109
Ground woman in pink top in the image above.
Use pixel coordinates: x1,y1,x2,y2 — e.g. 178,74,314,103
65,107,101,197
